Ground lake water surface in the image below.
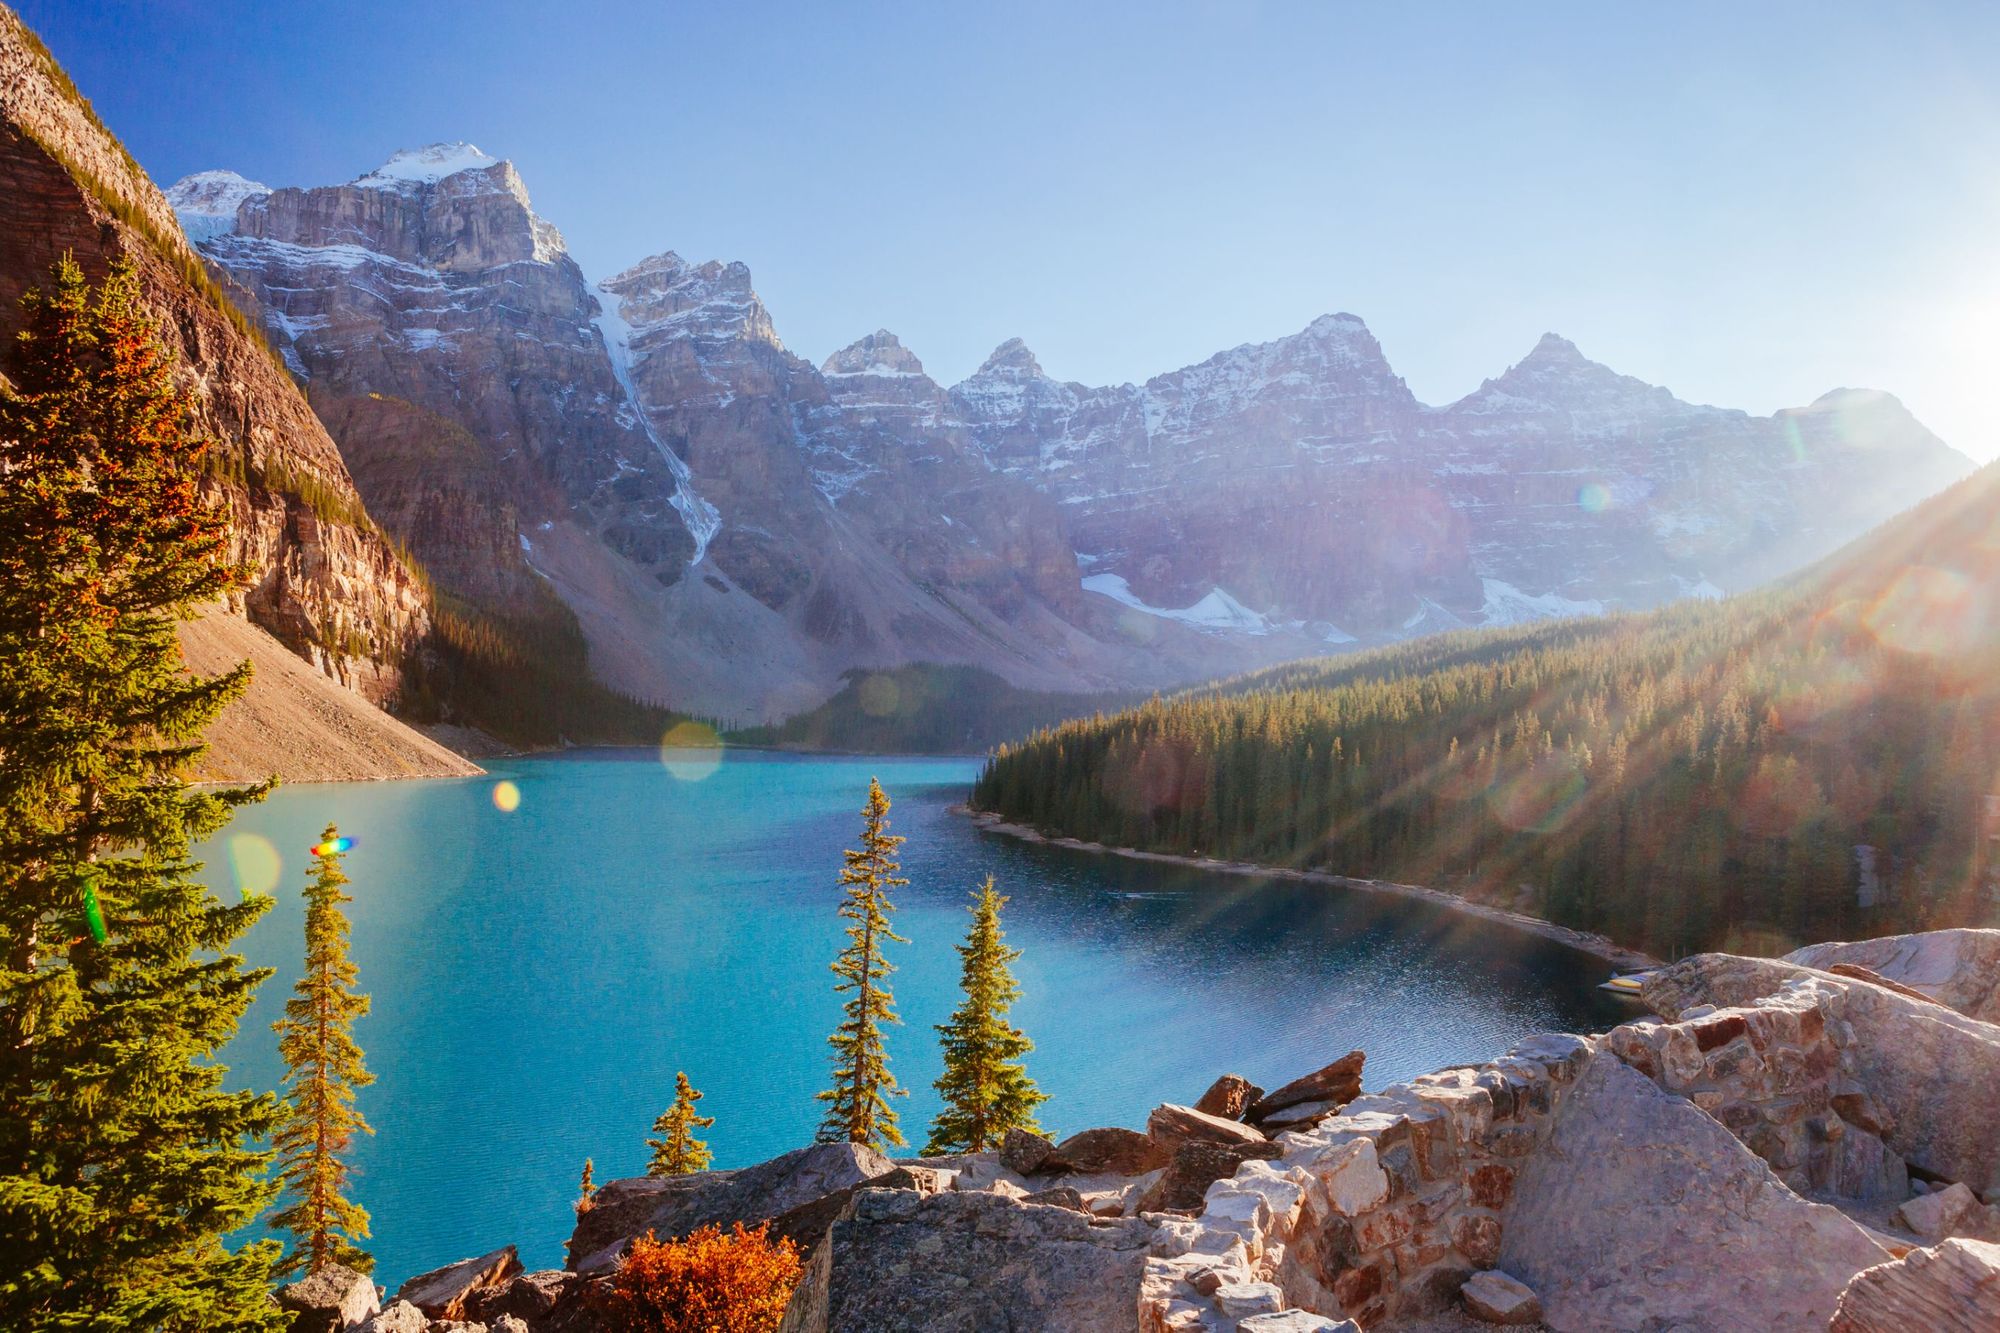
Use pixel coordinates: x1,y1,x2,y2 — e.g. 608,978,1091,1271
206,749,1625,1283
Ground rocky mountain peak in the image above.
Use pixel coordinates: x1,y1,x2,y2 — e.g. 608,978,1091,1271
1303,311,1373,340
974,337,1044,378
1469,330,1662,408
164,169,271,240
599,252,778,350
822,330,926,378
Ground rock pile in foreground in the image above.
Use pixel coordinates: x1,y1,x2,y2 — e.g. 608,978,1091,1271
301,928,2000,1331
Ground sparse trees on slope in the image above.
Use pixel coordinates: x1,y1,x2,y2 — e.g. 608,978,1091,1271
0,256,284,1330
924,877,1047,1156
269,824,374,1276
648,1071,715,1176
815,777,909,1150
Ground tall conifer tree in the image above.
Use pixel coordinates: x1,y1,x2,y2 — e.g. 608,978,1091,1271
815,778,908,1149
0,257,284,1330
269,824,374,1276
924,878,1047,1155
647,1071,715,1176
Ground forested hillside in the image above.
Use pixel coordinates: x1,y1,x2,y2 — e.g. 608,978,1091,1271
974,465,2000,957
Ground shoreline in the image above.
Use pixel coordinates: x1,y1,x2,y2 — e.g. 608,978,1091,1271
955,806,1663,972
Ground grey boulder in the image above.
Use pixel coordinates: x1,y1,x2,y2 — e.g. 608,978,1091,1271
777,1188,1154,1332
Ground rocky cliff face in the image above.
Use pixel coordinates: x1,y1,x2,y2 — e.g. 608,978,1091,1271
0,9,432,705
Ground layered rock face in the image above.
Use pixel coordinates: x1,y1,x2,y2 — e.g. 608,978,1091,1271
1,10,435,709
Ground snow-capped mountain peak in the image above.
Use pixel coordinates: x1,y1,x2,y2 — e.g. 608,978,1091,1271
165,169,270,241
354,142,500,187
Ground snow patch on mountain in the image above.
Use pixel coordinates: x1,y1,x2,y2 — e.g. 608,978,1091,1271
165,170,270,241
355,142,499,187
1083,572,1274,633
590,280,722,563
1478,578,1605,627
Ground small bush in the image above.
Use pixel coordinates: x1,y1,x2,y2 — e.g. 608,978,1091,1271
609,1224,804,1333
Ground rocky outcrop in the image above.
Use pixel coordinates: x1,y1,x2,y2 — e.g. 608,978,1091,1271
1788,929,2000,1024
1499,1052,1888,1331
566,1142,894,1273
1831,1237,2000,1332
777,1189,1154,1333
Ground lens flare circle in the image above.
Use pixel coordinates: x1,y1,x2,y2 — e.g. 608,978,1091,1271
857,674,900,718
1576,482,1613,514
227,834,283,897
660,720,724,782
491,780,522,812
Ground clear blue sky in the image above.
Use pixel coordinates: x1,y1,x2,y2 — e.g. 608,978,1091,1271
20,0,2000,459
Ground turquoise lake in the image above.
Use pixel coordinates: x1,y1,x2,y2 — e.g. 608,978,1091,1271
205,749,1626,1284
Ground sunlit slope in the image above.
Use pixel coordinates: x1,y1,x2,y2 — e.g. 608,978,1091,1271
973,464,2000,957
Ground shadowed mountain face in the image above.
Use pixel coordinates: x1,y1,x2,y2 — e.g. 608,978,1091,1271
171,142,1974,721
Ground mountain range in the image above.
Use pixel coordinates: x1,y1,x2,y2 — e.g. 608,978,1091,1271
160,141,1970,724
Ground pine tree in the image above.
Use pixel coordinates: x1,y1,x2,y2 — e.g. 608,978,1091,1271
647,1070,716,1176
924,878,1048,1155
269,824,374,1277
576,1158,597,1213
0,256,285,1329
815,778,909,1149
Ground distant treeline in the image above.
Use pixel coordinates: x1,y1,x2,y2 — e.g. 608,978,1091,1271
399,586,693,747
974,468,2000,958
731,665,1139,756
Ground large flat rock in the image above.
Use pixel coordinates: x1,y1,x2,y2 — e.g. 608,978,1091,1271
777,1188,1153,1332
1499,1052,1888,1331
1788,929,2000,1024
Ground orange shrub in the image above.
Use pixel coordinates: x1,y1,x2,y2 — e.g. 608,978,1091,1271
609,1223,805,1333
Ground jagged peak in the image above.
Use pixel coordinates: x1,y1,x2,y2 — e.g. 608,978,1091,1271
1521,331,1587,365
1303,312,1373,339
353,142,502,187
822,330,925,378
602,251,756,298
974,337,1043,377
